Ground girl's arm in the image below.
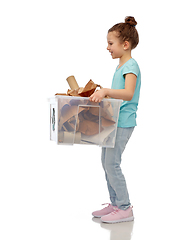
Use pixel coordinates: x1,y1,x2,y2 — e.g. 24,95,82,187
89,73,137,102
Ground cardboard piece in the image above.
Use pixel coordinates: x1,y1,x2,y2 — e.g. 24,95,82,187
66,75,79,90
55,77,117,145
58,97,116,145
59,132,81,144
81,125,115,145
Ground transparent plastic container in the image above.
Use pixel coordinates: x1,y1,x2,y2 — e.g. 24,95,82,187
48,96,122,148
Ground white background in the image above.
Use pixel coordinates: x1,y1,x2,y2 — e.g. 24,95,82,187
0,0,188,239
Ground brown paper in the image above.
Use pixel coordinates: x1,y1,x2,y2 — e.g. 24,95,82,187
78,80,102,97
56,77,117,143
58,100,115,137
59,105,85,131
56,79,102,98
58,132,81,144
78,120,103,136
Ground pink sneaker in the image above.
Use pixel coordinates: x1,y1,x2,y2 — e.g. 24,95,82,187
92,204,117,218
101,206,134,223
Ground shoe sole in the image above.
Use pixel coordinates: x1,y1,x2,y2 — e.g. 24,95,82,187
101,216,134,224
92,214,105,218
92,215,102,218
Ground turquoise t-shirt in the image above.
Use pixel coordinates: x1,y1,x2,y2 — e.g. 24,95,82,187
111,58,141,128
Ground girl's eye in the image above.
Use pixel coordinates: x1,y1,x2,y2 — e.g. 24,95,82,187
109,43,113,45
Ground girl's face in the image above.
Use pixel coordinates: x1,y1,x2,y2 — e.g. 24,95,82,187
107,31,125,59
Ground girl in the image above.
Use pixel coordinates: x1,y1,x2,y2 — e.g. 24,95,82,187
89,16,141,224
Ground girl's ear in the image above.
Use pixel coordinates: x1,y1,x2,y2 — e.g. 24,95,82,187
123,41,130,50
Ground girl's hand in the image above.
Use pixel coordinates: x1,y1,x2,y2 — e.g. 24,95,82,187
89,88,107,102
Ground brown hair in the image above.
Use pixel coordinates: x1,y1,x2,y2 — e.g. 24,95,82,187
108,16,139,50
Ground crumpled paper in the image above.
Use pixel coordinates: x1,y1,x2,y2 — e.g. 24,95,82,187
55,78,116,144
58,98,115,136
55,79,102,97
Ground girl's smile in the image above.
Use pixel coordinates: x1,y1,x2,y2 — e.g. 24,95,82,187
107,31,124,59
107,31,132,68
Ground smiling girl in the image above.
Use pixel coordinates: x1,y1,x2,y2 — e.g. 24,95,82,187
90,16,141,224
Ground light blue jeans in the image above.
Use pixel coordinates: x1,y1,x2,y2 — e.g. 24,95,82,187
101,127,134,210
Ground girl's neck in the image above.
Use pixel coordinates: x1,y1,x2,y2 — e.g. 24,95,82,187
118,51,132,69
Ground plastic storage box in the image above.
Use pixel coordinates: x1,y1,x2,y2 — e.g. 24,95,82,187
48,96,122,148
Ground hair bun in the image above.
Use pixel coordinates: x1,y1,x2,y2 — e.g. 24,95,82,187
125,16,137,27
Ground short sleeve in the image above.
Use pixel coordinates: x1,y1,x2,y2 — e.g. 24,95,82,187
122,59,140,77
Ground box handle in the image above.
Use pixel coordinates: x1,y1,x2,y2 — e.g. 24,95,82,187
52,108,55,131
